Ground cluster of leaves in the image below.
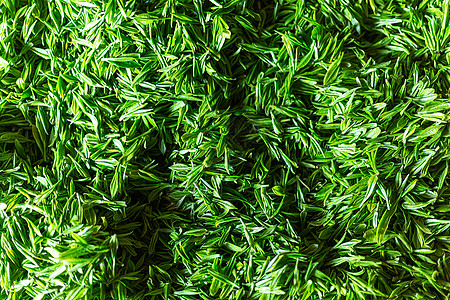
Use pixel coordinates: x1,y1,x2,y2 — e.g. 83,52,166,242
1,0,450,299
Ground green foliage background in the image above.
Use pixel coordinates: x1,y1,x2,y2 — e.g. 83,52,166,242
1,0,450,299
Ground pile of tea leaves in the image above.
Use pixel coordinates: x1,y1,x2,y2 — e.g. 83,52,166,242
1,0,450,299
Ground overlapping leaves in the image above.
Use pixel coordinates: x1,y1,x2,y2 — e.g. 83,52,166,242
1,0,450,299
